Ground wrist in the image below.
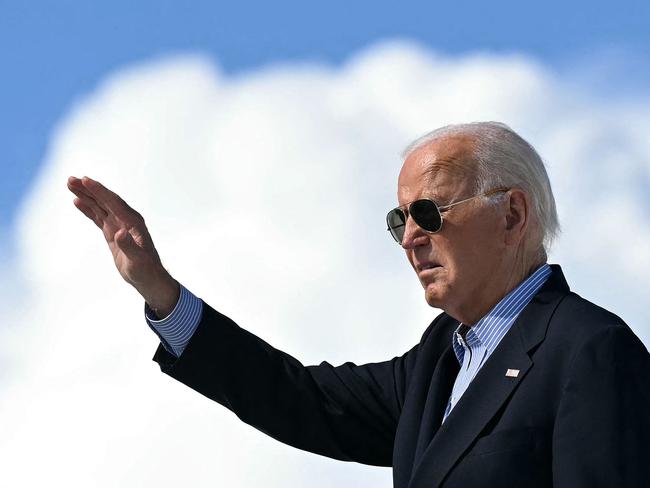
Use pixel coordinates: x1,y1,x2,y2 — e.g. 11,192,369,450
140,270,180,319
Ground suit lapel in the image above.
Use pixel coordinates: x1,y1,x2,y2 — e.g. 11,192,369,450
412,344,459,464
409,327,532,487
407,264,570,488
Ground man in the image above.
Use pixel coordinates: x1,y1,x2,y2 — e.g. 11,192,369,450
67,122,650,487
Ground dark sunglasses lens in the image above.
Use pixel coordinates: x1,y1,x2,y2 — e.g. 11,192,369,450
387,209,406,243
410,200,442,232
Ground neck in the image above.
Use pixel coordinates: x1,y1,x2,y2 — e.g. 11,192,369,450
454,251,546,326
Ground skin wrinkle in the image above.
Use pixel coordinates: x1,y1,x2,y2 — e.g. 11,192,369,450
398,134,544,326
421,135,480,197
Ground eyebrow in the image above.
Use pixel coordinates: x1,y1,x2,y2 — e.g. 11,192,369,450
396,194,447,210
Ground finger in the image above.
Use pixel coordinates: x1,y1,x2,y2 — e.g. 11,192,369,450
67,176,84,186
68,177,110,216
69,187,109,219
68,176,95,197
72,198,103,228
80,177,142,223
114,227,143,258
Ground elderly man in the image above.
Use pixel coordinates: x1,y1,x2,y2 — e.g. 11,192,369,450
68,122,650,487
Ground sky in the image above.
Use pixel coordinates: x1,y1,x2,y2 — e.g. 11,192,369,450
1,2,649,487
3,0,650,230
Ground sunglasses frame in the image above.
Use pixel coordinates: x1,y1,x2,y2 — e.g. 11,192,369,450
386,187,511,244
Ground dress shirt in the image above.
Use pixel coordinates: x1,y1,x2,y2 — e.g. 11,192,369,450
441,263,551,422
145,283,203,357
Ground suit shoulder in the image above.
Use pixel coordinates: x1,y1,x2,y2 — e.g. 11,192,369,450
551,291,633,340
540,292,649,385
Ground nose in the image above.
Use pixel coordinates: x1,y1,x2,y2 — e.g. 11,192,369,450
400,214,429,249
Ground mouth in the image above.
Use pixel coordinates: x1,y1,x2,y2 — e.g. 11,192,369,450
416,262,441,273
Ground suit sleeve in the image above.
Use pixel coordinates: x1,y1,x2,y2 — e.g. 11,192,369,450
552,324,650,487
152,301,424,466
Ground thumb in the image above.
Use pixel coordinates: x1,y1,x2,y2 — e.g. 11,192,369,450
114,228,141,256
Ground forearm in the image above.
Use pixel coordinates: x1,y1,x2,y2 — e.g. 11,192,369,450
152,302,408,466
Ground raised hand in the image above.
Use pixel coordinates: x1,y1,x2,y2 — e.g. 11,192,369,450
67,176,180,317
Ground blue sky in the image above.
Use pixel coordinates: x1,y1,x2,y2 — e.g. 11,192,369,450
2,0,650,230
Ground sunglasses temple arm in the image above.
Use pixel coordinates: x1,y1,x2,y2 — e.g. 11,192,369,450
439,188,509,211
437,194,479,212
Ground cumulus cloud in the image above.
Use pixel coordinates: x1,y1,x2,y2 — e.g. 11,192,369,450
1,41,649,486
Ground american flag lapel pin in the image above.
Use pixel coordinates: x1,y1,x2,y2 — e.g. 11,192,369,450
505,368,520,378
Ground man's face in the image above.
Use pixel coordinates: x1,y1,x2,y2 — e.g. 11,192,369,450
397,135,507,320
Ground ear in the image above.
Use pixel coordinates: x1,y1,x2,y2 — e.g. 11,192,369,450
503,189,529,246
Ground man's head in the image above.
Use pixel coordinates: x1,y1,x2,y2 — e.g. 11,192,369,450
395,122,559,324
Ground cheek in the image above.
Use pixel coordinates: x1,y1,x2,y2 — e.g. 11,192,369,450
438,241,480,284
433,235,462,270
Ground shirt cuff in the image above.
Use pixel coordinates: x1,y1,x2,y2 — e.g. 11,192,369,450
145,283,203,357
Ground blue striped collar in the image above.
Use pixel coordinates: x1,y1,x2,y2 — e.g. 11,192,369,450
452,263,552,363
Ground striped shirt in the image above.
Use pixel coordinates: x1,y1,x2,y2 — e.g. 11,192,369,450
145,283,203,357
441,263,551,423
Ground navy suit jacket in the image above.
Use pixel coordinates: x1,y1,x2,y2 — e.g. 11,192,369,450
153,265,650,487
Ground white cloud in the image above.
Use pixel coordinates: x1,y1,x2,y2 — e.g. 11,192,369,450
1,41,649,486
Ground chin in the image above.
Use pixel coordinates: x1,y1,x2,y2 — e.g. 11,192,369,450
424,286,447,310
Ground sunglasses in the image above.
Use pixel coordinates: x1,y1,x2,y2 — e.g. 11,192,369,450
386,187,510,244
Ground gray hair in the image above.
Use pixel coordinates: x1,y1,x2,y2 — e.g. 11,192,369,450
402,121,560,251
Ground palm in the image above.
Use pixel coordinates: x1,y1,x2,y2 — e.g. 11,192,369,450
67,176,161,287
105,219,148,283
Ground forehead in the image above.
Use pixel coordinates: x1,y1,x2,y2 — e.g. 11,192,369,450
398,135,477,203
